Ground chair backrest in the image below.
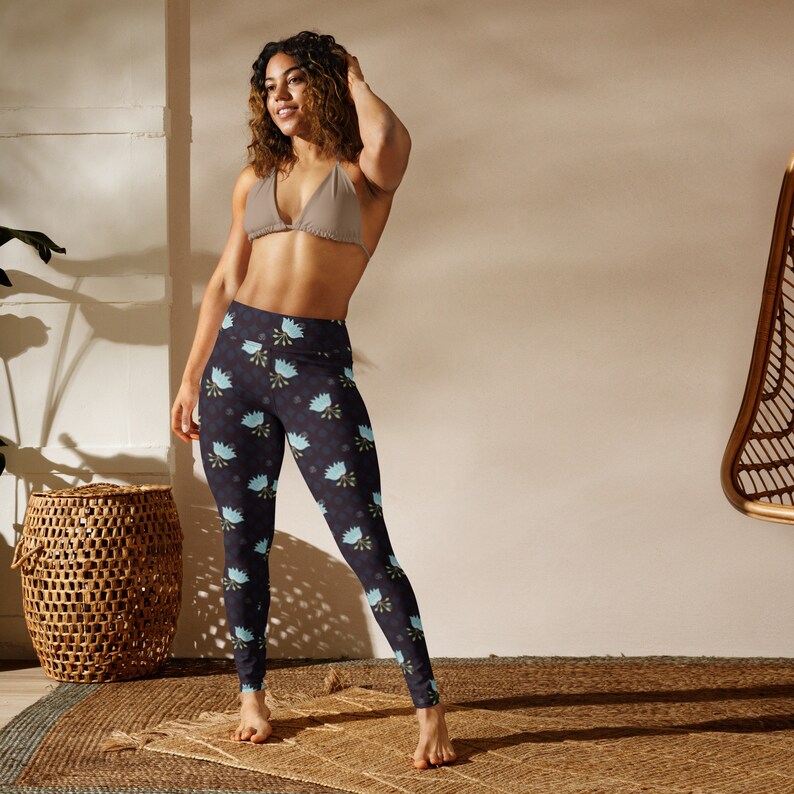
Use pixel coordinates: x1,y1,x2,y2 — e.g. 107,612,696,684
722,150,794,522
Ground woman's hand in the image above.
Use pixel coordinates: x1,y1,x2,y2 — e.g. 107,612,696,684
171,381,201,444
345,53,365,101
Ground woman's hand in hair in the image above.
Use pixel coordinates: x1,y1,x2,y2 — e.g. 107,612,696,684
345,54,366,101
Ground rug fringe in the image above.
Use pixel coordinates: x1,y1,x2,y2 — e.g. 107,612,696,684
322,665,352,694
100,710,238,752
101,668,355,752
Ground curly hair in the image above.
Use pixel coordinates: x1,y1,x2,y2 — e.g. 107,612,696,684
247,30,363,178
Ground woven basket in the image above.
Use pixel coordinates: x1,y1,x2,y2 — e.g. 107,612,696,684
10,482,183,683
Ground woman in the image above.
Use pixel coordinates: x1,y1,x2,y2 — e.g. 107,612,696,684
170,31,456,769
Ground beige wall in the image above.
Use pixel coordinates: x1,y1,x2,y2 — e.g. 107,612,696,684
5,1,794,663
177,0,794,659
1,0,173,656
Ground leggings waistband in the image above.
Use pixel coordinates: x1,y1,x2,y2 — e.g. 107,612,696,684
221,299,352,359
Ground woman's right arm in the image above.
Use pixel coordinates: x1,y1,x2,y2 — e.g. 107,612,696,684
170,165,258,443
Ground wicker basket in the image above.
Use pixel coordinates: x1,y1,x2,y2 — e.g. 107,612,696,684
10,482,183,683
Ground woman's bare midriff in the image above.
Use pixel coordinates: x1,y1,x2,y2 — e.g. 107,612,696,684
234,231,371,321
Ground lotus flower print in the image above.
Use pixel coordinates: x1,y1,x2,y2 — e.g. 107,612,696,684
248,474,276,499
366,587,392,613
407,614,425,641
309,392,342,419
395,649,413,675
426,678,440,705
254,537,271,557
386,553,405,579
223,567,249,591
208,441,236,469
355,424,375,452
273,316,304,345
220,505,244,532
342,526,372,550
205,366,232,397
242,339,268,366
241,411,270,437
317,499,327,515
324,460,356,487
221,311,234,330
287,431,310,459
240,683,262,693
368,491,383,518
258,624,269,650
339,366,356,388
232,625,254,649
270,358,298,388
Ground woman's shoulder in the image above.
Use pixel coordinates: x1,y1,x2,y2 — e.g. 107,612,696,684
236,164,267,190
231,165,268,218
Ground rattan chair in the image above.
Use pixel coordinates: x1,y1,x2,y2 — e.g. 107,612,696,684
722,150,794,522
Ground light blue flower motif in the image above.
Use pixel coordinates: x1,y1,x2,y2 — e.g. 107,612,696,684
232,626,254,648
241,411,270,438
395,648,413,674
248,474,276,499
241,683,262,692
355,424,375,451
317,499,327,515
254,538,270,556
366,587,391,613
223,567,249,591
205,366,232,397
270,358,298,388
325,460,356,487
427,678,440,705
310,393,331,411
242,339,268,366
342,526,372,550
258,625,269,650
338,366,356,388
386,554,405,579
407,614,425,641
208,441,236,469
368,491,383,517
343,526,362,544
221,311,234,329
287,431,310,459
220,505,243,532
309,392,341,419
273,317,304,345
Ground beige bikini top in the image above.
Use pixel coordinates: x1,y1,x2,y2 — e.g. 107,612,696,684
243,159,371,260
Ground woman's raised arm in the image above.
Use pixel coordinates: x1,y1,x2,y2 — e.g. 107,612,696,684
346,54,411,193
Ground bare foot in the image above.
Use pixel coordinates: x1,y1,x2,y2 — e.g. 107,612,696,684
413,702,457,769
231,689,273,743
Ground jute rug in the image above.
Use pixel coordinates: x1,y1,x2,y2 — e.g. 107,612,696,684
4,656,794,794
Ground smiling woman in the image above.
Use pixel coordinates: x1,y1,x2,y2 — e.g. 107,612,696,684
169,29,456,770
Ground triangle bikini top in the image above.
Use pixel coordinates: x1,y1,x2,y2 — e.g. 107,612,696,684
243,159,371,260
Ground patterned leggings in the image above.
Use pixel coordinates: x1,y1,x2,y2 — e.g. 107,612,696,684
196,299,440,708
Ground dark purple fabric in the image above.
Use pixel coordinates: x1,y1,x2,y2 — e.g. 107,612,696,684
197,299,440,707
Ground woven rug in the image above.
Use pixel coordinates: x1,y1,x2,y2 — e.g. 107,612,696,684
4,656,794,794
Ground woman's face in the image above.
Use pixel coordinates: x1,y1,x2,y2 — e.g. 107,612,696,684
264,51,310,137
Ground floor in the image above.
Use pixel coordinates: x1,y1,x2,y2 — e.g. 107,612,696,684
0,660,55,730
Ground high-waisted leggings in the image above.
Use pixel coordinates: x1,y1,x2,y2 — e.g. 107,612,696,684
196,298,440,708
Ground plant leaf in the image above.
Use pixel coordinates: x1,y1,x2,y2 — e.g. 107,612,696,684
0,226,66,263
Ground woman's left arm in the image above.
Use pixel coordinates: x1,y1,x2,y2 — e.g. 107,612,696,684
346,54,411,193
